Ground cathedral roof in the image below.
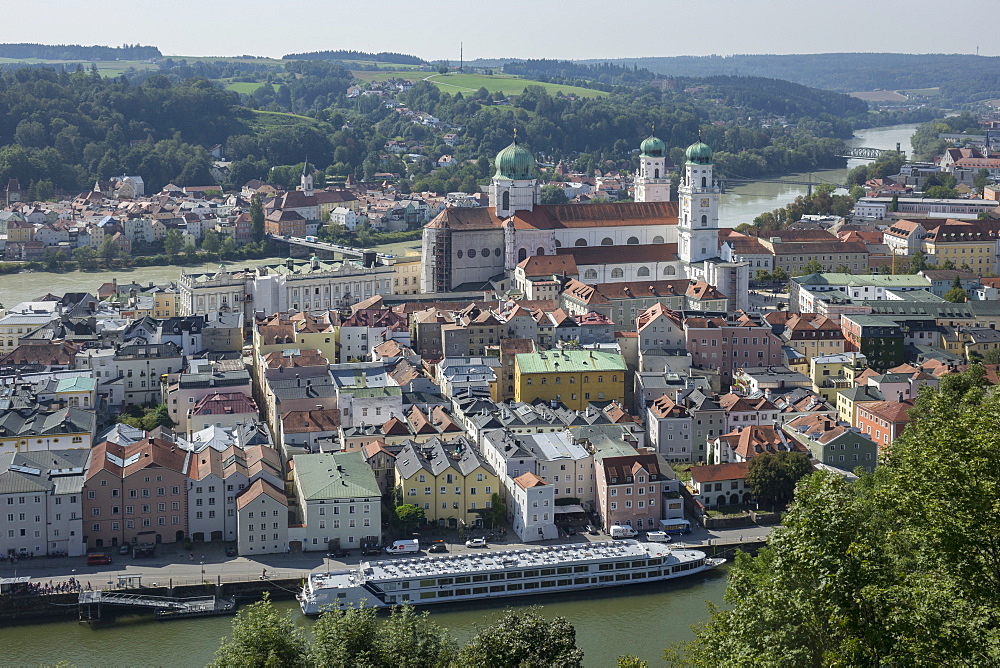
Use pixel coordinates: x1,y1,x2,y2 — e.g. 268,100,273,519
494,140,536,180
685,140,713,165
640,135,666,158
425,206,504,230
510,201,678,230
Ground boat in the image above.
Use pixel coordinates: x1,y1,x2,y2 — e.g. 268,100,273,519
298,539,724,614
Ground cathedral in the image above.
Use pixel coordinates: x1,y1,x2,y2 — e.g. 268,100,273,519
420,134,749,310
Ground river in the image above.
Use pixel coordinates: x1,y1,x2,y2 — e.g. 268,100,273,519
0,124,916,666
0,570,729,667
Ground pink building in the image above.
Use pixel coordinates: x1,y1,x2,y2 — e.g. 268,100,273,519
684,312,784,387
83,438,189,549
594,450,681,532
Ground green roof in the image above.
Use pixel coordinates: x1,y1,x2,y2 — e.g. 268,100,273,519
494,140,536,180
55,377,97,393
685,140,713,164
293,451,381,500
795,273,931,288
515,350,627,375
640,135,666,158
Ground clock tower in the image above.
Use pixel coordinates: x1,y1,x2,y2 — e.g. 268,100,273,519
677,139,720,266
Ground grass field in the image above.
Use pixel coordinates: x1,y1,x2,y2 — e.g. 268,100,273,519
0,57,158,77
247,109,326,133
897,87,942,97
225,81,279,94
849,90,908,102
351,70,605,97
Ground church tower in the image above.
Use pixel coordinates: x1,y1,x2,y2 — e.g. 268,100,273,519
489,135,539,218
677,139,720,266
300,158,314,196
634,134,671,202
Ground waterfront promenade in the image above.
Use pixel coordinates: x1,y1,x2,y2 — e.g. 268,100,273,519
0,525,772,591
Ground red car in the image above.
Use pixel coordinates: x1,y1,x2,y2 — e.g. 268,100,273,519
86,553,112,566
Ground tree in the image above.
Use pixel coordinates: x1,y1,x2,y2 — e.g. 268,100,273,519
798,259,824,276
378,604,457,667
97,237,119,269
163,228,183,259
540,184,569,205
308,604,380,667
909,250,928,273
889,193,899,212
394,503,425,532
250,194,265,242
619,656,649,668
459,606,584,667
943,275,968,303
973,168,991,193
745,451,813,510
490,492,506,529
42,249,67,271
211,594,307,667
202,230,221,255
73,245,98,270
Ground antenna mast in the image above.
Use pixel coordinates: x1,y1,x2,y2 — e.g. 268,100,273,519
460,42,463,73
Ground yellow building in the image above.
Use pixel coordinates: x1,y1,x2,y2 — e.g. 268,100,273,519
394,437,499,529
922,221,998,276
151,287,178,318
252,312,337,363
6,219,34,243
810,352,867,403
391,256,422,296
514,350,626,411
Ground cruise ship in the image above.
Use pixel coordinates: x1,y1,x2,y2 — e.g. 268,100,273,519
298,540,724,614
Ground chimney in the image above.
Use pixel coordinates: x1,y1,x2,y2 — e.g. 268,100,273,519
897,391,904,403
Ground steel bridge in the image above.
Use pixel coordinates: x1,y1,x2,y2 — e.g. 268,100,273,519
836,146,904,160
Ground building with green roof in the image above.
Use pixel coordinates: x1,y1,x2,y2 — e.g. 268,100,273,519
292,451,381,551
514,350,627,411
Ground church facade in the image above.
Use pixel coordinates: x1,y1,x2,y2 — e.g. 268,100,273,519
420,136,749,310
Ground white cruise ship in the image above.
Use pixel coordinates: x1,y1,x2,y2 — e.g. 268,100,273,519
298,540,724,615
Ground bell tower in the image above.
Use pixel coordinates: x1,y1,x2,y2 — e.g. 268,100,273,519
300,157,314,196
634,132,670,202
489,131,539,217
677,138,720,266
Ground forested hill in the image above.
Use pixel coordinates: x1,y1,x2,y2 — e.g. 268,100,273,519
282,50,425,65
576,53,1000,103
682,76,867,120
0,43,160,60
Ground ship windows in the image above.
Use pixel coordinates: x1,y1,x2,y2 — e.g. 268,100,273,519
558,579,573,587
507,583,523,591
489,573,505,581
506,571,522,579
631,572,646,580
522,569,539,577
455,576,470,584
456,588,471,596
616,573,631,581
437,578,454,586
523,582,540,589
598,563,613,571
557,567,573,575
472,574,488,583
574,578,590,585
438,590,454,598
419,591,437,600
472,586,488,595
574,565,589,573
599,575,614,582
540,568,556,576
490,585,505,593
632,560,646,568
419,579,436,587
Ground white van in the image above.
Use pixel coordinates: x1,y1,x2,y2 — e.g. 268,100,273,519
384,539,420,555
610,525,638,539
646,531,671,543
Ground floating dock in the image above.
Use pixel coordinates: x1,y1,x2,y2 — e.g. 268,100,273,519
78,591,236,622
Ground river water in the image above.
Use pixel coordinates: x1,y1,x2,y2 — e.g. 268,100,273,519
0,124,916,666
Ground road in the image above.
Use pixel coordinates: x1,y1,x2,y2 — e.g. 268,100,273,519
0,525,774,590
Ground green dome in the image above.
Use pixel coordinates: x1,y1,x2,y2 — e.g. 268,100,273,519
685,140,713,164
640,135,666,158
494,141,536,180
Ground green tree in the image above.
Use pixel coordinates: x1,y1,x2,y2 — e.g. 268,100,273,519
202,230,221,254
379,604,457,667
618,656,649,668
540,184,568,205
798,259,825,276
943,275,968,303
163,228,183,259
973,168,991,193
889,193,899,212
909,250,928,273
211,594,307,668
219,236,238,260
307,605,382,667
459,606,584,668
394,503,425,532
250,194,265,242
73,245,98,270
490,492,506,529
97,237,119,269
42,249,67,271
745,451,813,510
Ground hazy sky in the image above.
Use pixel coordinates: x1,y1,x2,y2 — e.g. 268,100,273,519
12,0,998,60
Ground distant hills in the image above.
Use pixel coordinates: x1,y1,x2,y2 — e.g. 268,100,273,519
574,53,1000,103
0,43,160,60
282,50,426,65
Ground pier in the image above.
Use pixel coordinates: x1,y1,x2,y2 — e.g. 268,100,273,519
78,590,236,623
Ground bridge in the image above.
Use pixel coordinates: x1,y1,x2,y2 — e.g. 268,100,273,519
267,234,397,262
836,146,904,160
78,590,236,622
718,176,828,196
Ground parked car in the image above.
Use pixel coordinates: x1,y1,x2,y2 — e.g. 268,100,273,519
361,545,382,556
118,543,131,556
428,541,448,553
465,537,488,548
586,524,599,535
565,526,577,536
86,553,112,566
326,549,351,559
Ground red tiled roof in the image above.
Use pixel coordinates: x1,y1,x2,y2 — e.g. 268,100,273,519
690,461,750,484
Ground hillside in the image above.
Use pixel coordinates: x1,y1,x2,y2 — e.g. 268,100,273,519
575,53,1000,104
0,43,160,61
